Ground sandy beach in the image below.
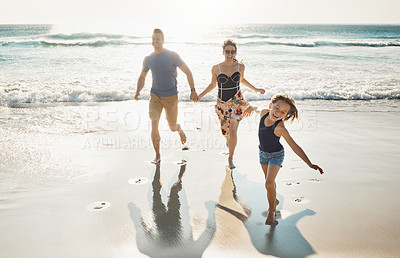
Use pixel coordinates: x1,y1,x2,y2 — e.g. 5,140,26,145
1,99,399,257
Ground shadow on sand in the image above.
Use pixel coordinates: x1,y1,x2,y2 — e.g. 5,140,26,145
128,163,216,258
218,167,316,258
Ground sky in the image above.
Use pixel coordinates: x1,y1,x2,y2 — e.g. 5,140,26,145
1,0,399,25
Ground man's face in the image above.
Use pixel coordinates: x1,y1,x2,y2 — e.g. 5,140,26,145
152,33,164,50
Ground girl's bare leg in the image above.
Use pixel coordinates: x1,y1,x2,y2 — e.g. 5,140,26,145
262,164,281,225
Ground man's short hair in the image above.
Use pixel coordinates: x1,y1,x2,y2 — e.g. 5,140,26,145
153,28,164,40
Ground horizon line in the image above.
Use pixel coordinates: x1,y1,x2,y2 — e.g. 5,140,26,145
0,22,400,25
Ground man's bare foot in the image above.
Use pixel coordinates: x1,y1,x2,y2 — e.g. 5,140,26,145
265,210,275,225
151,157,161,164
178,130,187,144
228,158,235,169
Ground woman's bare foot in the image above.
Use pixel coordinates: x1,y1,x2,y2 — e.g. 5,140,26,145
151,156,161,164
228,158,236,169
178,129,187,144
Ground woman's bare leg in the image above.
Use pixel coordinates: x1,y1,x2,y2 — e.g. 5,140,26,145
227,120,239,169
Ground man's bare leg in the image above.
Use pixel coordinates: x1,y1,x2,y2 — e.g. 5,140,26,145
169,123,187,144
151,119,161,164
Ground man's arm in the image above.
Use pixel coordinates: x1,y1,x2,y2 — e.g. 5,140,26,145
135,71,148,100
179,63,198,102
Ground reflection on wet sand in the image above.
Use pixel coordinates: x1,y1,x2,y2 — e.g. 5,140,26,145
128,163,216,257
218,167,316,257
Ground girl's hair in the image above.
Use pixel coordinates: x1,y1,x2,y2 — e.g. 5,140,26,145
271,93,299,122
223,39,238,63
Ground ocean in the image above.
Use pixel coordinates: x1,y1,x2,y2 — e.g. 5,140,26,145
0,24,400,180
1,24,399,107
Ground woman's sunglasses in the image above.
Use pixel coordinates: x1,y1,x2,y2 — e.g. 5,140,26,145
224,50,236,55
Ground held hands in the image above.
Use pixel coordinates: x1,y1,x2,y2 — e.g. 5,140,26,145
310,164,324,174
197,91,206,101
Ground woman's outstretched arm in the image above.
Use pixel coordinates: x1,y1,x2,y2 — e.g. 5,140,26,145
239,64,265,94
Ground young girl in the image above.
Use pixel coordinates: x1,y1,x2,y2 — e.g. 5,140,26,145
198,39,264,169
252,94,323,225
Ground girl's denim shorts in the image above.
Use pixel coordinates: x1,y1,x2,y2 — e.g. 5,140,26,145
259,147,285,167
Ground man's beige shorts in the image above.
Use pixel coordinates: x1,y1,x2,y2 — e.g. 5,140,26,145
149,93,178,124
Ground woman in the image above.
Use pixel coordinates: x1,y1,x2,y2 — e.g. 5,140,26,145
198,39,265,169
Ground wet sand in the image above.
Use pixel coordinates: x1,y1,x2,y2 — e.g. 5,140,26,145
0,100,399,257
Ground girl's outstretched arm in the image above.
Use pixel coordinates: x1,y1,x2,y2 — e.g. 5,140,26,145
277,123,324,174
198,65,218,100
239,64,265,94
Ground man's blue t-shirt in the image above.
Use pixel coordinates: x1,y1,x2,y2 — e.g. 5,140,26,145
142,49,184,97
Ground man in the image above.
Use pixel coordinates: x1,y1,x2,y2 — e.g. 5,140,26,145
135,28,198,164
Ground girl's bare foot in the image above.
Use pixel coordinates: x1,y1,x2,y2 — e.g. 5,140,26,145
265,210,275,225
265,199,279,225
228,158,235,169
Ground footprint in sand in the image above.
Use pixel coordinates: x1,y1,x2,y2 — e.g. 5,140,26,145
128,177,149,185
309,178,323,182
294,197,309,203
219,151,229,156
86,201,111,211
285,181,300,186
